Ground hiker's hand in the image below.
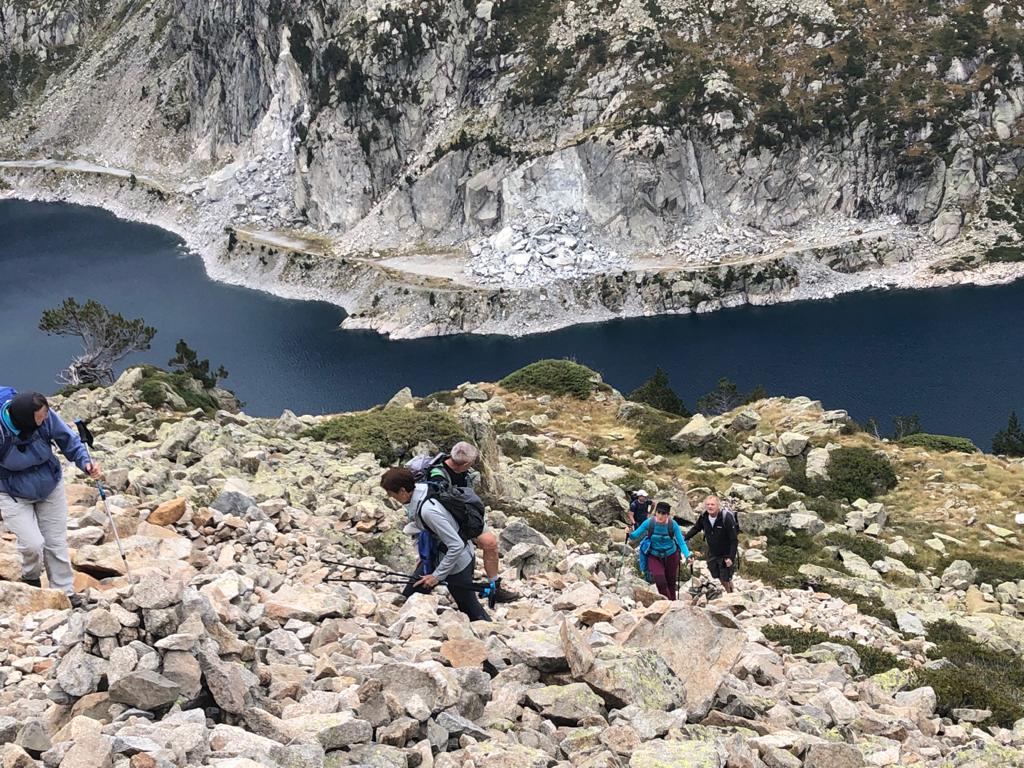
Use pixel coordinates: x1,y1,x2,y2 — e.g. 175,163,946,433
725,558,733,567
85,462,102,479
414,574,439,589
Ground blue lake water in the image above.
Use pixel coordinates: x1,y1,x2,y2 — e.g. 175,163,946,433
2,198,1022,448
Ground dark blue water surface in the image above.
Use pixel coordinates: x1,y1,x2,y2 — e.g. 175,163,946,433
2,199,1022,447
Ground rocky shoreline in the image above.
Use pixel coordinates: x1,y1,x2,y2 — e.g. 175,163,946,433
3,162,1024,340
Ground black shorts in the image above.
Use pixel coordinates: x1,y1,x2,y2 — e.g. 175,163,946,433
708,556,735,582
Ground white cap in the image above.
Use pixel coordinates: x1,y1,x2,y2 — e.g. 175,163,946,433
637,490,648,497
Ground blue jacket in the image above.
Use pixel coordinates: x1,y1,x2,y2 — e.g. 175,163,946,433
0,403,92,502
629,517,691,559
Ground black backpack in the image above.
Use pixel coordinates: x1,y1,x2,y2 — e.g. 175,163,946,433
418,476,486,543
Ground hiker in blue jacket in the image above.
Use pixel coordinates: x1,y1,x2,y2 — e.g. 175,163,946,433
627,501,690,600
0,390,100,605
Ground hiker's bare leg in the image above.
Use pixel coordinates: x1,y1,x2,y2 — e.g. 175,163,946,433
721,579,734,593
475,531,500,581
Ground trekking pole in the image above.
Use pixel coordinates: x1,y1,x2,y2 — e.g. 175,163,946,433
318,556,410,579
96,480,133,582
73,419,134,582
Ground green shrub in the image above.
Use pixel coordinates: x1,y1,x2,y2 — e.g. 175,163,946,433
761,626,905,677
917,620,1024,727
56,382,101,397
134,366,220,414
897,433,978,453
684,436,740,462
992,411,1024,457
788,447,897,501
304,408,466,464
805,496,844,522
499,359,597,399
627,367,690,416
138,379,167,409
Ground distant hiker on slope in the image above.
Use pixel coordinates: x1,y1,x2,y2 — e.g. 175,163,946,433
627,489,652,531
411,441,517,603
0,390,101,607
627,501,690,600
380,467,490,621
685,494,739,594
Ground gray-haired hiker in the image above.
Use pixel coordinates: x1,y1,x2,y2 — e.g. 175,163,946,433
426,441,518,603
0,390,101,607
684,495,739,594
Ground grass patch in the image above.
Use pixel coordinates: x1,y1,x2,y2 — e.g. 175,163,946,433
500,359,598,400
683,436,740,462
917,620,1024,727
761,626,905,677
821,584,899,628
943,554,1024,587
897,433,979,453
741,529,836,588
632,407,688,455
304,408,466,464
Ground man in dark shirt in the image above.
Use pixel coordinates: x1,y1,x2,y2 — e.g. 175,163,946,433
627,490,653,531
684,495,739,593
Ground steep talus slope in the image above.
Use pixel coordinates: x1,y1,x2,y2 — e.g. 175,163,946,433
0,364,1022,765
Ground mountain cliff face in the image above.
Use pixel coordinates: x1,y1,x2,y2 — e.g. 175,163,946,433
2,0,1023,335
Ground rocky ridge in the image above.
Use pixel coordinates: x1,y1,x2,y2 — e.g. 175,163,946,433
0,368,1023,766
2,0,1024,336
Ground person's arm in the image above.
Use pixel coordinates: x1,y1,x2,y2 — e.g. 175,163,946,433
48,412,91,471
673,522,691,559
684,514,703,542
421,502,467,581
727,513,739,561
628,518,650,541
626,502,636,528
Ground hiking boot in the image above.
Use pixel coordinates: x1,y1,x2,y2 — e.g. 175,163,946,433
22,577,41,589
492,585,520,603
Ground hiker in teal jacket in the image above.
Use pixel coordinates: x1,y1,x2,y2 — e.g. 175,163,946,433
628,501,690,600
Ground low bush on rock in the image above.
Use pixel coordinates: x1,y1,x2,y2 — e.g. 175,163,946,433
304,408,466,464
761,626,904,676
499,359,597,399
897,433,978,453
824,531,889,565
917,620,1024,727
135,366,220,414
786,447,896,501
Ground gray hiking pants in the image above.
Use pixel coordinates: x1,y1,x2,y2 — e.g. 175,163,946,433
0,480,74,594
